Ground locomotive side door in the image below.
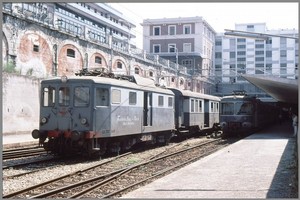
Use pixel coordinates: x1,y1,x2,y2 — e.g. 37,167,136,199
204,100,210,127
143,92,152,126
94,87,111,136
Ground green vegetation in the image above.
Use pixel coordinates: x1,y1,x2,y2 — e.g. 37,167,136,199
26,68,34,76
3,61,17,73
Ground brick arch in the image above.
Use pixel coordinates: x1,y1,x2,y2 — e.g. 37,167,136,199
18,32,52,76
112,58,128,75
148,69,155,78
133,65,144,76
89,52,108,70
2,32,8,65
179,77,186,90
58,44,83,76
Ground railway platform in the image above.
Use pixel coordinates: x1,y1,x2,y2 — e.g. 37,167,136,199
122,121,298,198
2,132,38,149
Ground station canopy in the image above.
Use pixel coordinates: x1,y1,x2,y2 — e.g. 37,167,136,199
242,74,298,104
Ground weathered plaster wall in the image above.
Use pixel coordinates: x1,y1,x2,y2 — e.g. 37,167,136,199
2,73,40,134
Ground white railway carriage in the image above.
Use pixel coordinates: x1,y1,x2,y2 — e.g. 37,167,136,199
169,88,221,135
32,75,175,156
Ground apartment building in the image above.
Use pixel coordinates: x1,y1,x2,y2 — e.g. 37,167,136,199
214,23,298,98
142,16,216,93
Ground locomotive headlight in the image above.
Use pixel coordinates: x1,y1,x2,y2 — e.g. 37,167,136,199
32,129,40,139
41,117,47,124
220,122,227,128
80,118,87,125
242,122,252,128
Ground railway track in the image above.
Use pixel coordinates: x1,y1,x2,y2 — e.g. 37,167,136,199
3,138,232,198
3,146,47,160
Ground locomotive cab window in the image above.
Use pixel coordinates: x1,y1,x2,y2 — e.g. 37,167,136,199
112,89,121,104
191,99,195,112
195,100,199,112
158,95,164,107
59,87,70,106
236,102,253,115
199,100,203,113
74,87,89,107
42,87,55,107
221,102,234,115
129,92,137,105
96,88,109,106
168,97,173,107
210,102,219,113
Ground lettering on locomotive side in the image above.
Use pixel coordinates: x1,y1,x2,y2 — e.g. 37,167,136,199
101,129,111,134
117,115,140,126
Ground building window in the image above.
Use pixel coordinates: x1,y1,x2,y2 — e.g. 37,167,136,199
237,64,245,69
168,25,176,35
168,44,176,53
180,79,184,85
215,52,222,58
266,51,272,57
255,57,264,62
117,61,122,69
183,24,191,34
153,26,160,36
153,44,160,53
280,63,287,68
237,45,246,49
183,43,191,52
255,44,264,49
33,45,39,52
149,71,153,77
266,38,272,44
135,67,139,74
237,57,246,62
95,56,102,64
280,38,287,45
237,38,246,42
280,50,287,57
67,49,75,58
230,39,236,47
255,51,264,55
182,59,192,68
230,52,235,58
237,51,246,56
255,63,264,68
215,65,222,70
215,41,222,46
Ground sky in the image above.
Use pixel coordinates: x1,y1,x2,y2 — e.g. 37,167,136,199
108,2,298,49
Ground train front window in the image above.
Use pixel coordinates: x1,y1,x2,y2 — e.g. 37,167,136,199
96,88,109,106
235,102,253,115
59,87,70,106
42,87,55,107
74,87,90,107
221,102,234,115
